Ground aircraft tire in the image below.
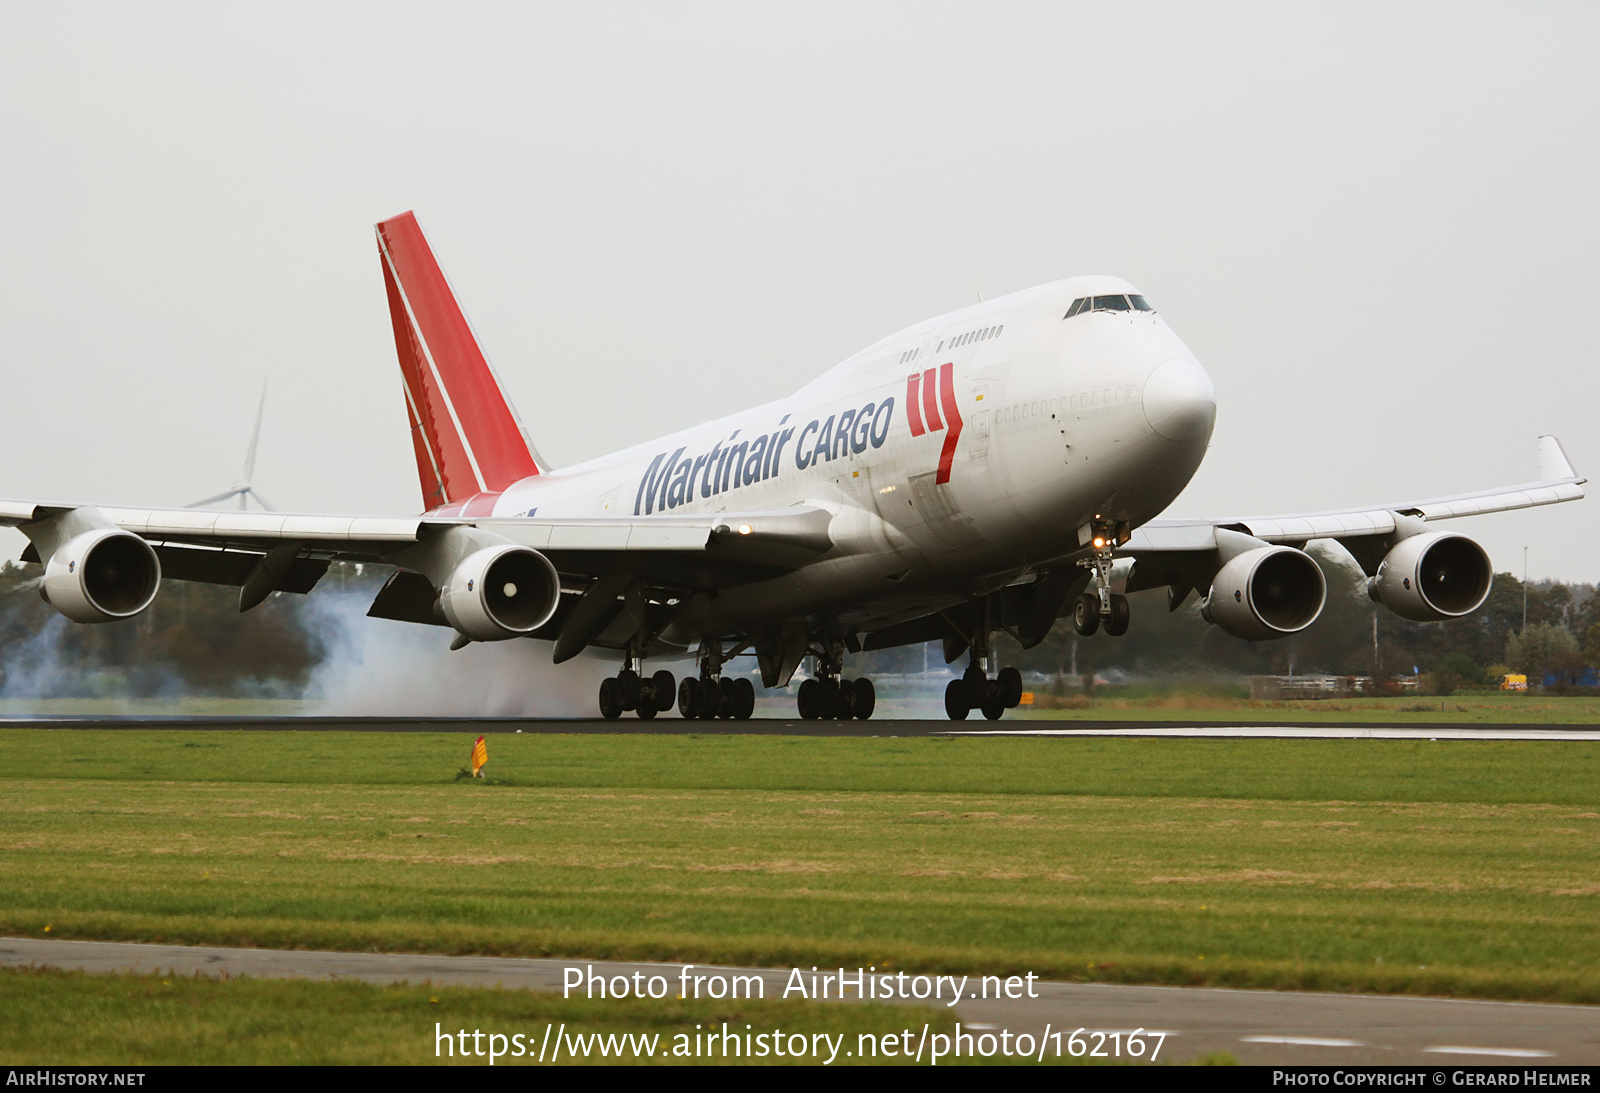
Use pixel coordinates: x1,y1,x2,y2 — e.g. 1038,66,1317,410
598,677,623,720
734,677,755,720
1073,593,1100,636
981,680,1006,720
636,699,658,720
944,679,971,721
854,677,876,720
1106,594,1130,636
652,671,676,712
617,669,641,711
819,677,843,719
695,678,722,720
717,677,739,719
797,678,821,720
678,677,700,719
837,678,857,719
997,666,1023,708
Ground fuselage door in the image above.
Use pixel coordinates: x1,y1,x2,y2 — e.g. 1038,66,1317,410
970,383,991,460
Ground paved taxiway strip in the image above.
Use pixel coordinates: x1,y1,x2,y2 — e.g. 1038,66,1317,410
4,938,1597,1065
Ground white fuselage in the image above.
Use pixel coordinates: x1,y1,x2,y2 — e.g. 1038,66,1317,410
483,275,1215,646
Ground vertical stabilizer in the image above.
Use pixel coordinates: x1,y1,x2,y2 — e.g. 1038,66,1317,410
375,211,543,511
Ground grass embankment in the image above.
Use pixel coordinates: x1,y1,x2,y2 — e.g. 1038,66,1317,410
1,730,1597,1003
0,966,973,1066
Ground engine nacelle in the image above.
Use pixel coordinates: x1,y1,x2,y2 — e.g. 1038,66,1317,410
1367,532,1492,621
1201,545,1326,641
439,545,561,641
41,529,161,623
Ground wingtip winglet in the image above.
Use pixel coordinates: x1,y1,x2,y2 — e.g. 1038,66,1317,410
1538,435,1582,485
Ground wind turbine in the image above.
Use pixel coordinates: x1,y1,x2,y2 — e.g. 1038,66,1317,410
189,383,276,511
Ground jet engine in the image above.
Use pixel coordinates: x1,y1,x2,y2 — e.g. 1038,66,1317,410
41,529,161,623
1201,545,1326,641
439,545,561,641
1367,532,1492,621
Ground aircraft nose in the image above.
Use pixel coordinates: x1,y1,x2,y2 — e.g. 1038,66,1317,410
1142,358,1216,441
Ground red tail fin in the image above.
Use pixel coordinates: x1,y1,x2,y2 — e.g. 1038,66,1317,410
376,212,542,511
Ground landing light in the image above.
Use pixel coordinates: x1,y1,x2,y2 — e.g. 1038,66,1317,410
1092,537,1106,549
738,524,753,535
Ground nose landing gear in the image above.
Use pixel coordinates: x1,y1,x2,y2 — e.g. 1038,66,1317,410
1072,518,1131,637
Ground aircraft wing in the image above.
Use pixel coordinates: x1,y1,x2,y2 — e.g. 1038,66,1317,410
1126,435,1584,554
1115,435,1584,608
0,500,835,595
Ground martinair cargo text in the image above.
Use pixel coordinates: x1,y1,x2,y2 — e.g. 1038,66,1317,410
2,213,1586,720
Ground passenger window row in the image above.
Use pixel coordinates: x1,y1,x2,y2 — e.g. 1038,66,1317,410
1064,295,1153,318
937,324,1003,353
1000,385,1138,424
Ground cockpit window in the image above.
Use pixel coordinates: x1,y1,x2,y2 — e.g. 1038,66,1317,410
1064,294,1155,318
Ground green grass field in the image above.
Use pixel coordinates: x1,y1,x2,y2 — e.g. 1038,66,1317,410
1,728,1597,1008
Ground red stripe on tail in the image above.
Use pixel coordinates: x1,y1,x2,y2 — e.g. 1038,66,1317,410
376,212,540,512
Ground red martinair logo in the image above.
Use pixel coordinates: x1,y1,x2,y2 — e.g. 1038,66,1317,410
906,362,964,485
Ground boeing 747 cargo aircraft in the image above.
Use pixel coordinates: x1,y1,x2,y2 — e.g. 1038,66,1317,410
2,213,1585,720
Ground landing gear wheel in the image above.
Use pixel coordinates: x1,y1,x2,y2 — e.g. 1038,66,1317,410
853,677,876,720
636,698,658,720
678,677,700,719
734,677,755,720
818,677,842,720
1105,593,1130,637
651,670,676,712
944,679,971,721
838,678,858,719
617,669,641,711
694,678,722,720
981,679,1006,720
597,677,622,720
1073,593,1100,637
717,677,739,719
797,678,821,720
997,666,1023,708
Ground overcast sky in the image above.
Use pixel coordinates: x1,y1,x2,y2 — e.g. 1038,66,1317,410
2,2,1595,579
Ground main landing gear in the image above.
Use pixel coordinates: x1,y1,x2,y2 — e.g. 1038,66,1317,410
597,647,675,720
678,675,756,721
1072,519,1131,637
793,635,876,720
944,662,1023,721
796,675,876,720
677,636,756,721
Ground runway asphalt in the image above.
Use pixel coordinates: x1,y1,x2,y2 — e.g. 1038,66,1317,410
4,716,1600,738
4,938,1597,1066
